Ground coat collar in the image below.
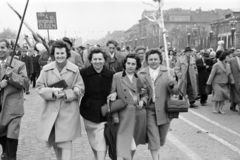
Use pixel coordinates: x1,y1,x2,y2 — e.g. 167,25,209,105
43,60,78,80
121,71,138,92
138,65,167,85
86,65,112,78
217,61,227,72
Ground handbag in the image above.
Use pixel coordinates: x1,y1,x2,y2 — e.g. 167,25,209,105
166,89,189,112
48,80,68,89
101,99,127,117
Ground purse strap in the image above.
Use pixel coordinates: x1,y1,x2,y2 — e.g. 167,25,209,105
107,98,111,113
178,89,188,102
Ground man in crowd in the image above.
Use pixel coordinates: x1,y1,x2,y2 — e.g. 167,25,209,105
19,48,33,95
229,49,240,113
175,47,198,108
0,39,28,160
105,40,124,72
196,52,211,106
62,37,85,69
31,49,41,88
135,46,147,69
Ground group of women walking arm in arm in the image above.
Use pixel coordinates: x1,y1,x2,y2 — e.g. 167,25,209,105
36,40,179,160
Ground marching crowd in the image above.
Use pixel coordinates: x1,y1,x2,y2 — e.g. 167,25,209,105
0,37,239,160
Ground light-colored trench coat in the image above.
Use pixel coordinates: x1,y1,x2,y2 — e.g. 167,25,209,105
138,66,178,125
0,58,28,139
36,61,84,143
111,71,148,159
175,55,198,98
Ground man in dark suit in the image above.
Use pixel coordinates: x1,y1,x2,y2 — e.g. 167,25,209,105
229,49,240,113
105,40,124,73
196,52,210,106
31,50,41,88
0,39,28,160
19,48,33,94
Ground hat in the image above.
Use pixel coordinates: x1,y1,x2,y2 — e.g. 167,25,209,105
184,47,193,52
62,37,72,47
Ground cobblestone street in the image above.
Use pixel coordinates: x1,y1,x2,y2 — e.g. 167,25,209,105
1,88,240,160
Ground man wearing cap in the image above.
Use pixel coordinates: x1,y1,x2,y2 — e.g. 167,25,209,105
62,37,84,69
175,47,198,108
196,52,211,106
228,48,240,113
0,39,28,159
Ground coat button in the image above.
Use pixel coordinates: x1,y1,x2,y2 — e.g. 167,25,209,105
125,97,127,99
156,83,158,86
158,109,160,112
55,109,58,112
124,89,126,91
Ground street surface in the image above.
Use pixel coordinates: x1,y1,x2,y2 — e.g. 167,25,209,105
1,88,240,160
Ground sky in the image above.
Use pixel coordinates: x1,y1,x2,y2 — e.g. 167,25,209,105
1,0,239,42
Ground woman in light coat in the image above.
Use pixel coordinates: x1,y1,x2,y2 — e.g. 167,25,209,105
108,54,148,160
36,40,84,160
138,49,179,160
207,51,234,114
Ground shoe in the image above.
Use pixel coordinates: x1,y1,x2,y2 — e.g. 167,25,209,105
230,107,238,112
219,110,225,115
212,110,218,114
1,153,7,160
26,91,30,95
190,104,198,108
201,103,206,106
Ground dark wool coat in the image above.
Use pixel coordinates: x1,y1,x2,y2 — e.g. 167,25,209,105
80,66,114,123
105,52,125,73
0,58,28,139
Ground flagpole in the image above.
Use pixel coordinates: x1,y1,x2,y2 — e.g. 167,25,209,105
157,0,170,77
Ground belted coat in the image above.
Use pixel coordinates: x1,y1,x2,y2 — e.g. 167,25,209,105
175,55,198,98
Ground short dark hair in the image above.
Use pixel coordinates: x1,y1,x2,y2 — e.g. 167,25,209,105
122,54,141,71
88,47,108,62
219,51,229,61
135,46,146,53
0,39,10,48
216,50,223,59
145,48,162,65
106,40,118,47
50,40,71,59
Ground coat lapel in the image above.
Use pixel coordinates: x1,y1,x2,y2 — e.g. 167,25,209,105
121,74,137,92
218,61,226,72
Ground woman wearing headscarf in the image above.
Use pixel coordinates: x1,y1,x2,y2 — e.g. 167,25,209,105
36,40,84,160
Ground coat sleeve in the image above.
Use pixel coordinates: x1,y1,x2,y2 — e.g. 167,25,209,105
64,70,85,102
206,64,218,85
110,73,118,93
167,69,179,95
8,63,28,90
36,70,56,101
174,58,182,79
228,64,235,85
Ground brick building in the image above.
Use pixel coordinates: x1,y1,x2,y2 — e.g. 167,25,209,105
210,9,240,50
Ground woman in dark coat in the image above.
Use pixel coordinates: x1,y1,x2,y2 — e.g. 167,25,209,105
108,54,148,160
207,52,234,114
80,47,114,160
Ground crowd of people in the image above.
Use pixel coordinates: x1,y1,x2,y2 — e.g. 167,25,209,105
0,37,239,160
